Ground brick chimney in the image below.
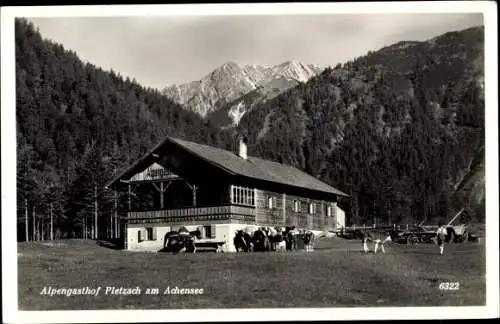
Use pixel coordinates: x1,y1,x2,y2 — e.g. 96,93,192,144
238,136,248,160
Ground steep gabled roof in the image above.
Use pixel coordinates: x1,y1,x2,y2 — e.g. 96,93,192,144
107,136,349,197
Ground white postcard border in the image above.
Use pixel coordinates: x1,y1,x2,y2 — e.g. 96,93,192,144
2,2,498,322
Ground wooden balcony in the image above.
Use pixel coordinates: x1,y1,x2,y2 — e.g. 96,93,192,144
127,205,256,225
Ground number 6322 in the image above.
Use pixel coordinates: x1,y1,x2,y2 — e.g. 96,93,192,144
439,282,460,290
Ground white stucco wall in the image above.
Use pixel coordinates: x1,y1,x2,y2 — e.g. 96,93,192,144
127,225,171,251
336,206,346,229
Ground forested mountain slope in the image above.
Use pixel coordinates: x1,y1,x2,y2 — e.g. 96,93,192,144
236,26,485,225
15,19,234,238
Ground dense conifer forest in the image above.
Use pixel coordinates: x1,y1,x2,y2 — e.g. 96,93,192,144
236,26,485,225
15,19,234,239
15,18,485,240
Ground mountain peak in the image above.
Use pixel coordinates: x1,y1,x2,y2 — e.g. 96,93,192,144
162,60,322,120
271,60,321,82
277,60,301,67
220,61,240,69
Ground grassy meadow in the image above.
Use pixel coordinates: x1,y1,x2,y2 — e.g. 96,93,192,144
17,237,485,310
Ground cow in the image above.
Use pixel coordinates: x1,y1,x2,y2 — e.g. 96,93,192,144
373,234,392,254
361,231,371,253
284,226,300,251
273,229,287,252
252,228,271,252
265,227,278,251
234,230,253,252
302,230,315,252
361,232,391,254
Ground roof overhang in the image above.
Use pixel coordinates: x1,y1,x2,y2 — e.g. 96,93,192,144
105,136,351,199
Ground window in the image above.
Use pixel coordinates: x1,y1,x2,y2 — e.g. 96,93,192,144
231,185,255,207
146,227,155,240
326,205,332,217
204,225,212,239
294,200,301,212
309,203,316,214
268,196,277,209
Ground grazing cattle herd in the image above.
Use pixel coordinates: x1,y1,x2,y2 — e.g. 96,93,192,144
160,226,317,253
234,226,315,253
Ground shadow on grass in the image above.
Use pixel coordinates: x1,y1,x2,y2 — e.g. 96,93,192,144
402,250,440,255
96,239,122,250
158,247,188,254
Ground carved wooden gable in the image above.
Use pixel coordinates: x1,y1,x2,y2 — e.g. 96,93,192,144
129,162,182,182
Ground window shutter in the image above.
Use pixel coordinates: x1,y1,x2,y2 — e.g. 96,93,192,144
152,227,157,240
138,230,143,242
210,225,216,239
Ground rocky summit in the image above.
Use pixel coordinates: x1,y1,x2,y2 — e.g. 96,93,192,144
162,61,322,124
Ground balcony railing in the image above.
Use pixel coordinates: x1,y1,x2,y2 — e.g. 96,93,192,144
127,205,256,224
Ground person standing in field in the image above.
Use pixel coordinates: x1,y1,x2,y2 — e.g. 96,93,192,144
436,222,447,255
362,231,370,253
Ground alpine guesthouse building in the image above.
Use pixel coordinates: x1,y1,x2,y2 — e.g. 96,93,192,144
106,136,348,252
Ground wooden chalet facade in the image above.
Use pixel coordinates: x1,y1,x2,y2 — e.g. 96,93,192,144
106,136,348,251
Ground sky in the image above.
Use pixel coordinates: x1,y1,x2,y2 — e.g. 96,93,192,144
28,13,483,90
